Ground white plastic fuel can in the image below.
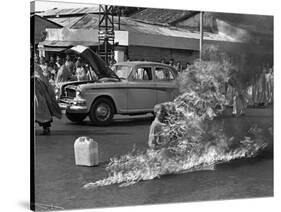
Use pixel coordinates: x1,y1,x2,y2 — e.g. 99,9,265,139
74,136,99,166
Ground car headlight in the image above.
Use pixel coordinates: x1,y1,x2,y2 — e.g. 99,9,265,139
74,90,86,106
55,88,60,100
76,90,81,97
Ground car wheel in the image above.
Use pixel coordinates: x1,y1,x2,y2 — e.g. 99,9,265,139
65,111,87,123
89,98,115,126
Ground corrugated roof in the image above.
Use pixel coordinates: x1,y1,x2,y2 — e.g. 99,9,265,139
39,6,99,17
131,8,273,36
70,14,100,29
124,18,239,42
69,14,241,42
31,14,63,28
130,8,197,25
48,16,84,28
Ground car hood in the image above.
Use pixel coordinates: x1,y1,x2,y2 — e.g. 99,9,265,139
66,45,119,80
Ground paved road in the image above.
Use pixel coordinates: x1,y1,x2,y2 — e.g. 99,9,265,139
34,108,273,211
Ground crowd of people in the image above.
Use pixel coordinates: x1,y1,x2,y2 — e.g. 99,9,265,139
160,58,190,73
250,66,274,106
34,54,97,88
225,65,273,116
33,53,99,135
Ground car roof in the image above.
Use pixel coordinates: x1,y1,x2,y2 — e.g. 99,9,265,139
114,61,178,77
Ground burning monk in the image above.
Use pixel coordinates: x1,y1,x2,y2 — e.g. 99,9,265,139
148,104,170,149
33,62,62,135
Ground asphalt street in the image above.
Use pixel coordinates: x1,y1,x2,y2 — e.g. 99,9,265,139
34,107,273,211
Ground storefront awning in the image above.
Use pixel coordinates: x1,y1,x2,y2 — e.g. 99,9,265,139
39,40,100,47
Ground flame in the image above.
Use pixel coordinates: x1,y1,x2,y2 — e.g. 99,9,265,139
83,133,267,189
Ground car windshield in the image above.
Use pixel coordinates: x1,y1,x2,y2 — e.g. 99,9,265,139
112,65,132,79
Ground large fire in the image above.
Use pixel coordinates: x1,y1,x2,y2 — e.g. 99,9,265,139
83,50,268,189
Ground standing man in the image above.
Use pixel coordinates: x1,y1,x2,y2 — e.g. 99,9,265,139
55,57,74,83
256,66,267,106
228,70,247,116
175,61,182,73
33,62,62,135
39,57,47,75
75,60,88,81
65,54,75,75
56,56,63,70
168,59,174,67
48,56,58,75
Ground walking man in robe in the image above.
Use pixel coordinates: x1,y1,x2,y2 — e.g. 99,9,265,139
33,61,62,135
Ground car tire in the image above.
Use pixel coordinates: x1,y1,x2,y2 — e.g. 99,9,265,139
89,98,115,126
65,111,87,123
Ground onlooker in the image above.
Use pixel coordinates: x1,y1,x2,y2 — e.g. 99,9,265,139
48,72,56,89
75,62,88,81
168,59,174,67
228,70,247,116
256,66,267,106
175,61,182,72
269,67,273,104
75,57,82,69
56,56,62,69
160,58,165,64
55,57,74,83
65,54,75,75
265,67,271,105
49,56,56,65
39,57,47,75
251,72,258,106
33,63,62,135
48,56,58,74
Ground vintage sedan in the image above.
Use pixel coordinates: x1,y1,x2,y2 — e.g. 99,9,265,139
59,46,179,126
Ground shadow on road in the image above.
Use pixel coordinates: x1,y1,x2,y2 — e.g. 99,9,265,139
35,129,131,136
67,116,154,127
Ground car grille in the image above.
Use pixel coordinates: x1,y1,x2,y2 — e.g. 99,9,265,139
64,88,76,99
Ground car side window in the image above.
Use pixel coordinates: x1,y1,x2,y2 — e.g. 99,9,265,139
155,67,175,81
132,67,153,81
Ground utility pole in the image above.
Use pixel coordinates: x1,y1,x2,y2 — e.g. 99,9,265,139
199,11,204,61
98,5,115,65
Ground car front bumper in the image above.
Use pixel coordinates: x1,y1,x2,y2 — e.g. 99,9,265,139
59,98,88,114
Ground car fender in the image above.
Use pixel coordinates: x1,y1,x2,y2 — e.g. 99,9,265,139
83,91,119,113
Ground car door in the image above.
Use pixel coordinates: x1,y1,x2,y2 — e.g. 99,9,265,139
127,65,157,111
154,66,178,104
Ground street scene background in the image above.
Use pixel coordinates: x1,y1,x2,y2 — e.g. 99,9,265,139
31,1,273,211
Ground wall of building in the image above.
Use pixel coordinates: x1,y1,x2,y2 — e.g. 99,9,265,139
128,45,198,64
128,31,200,51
